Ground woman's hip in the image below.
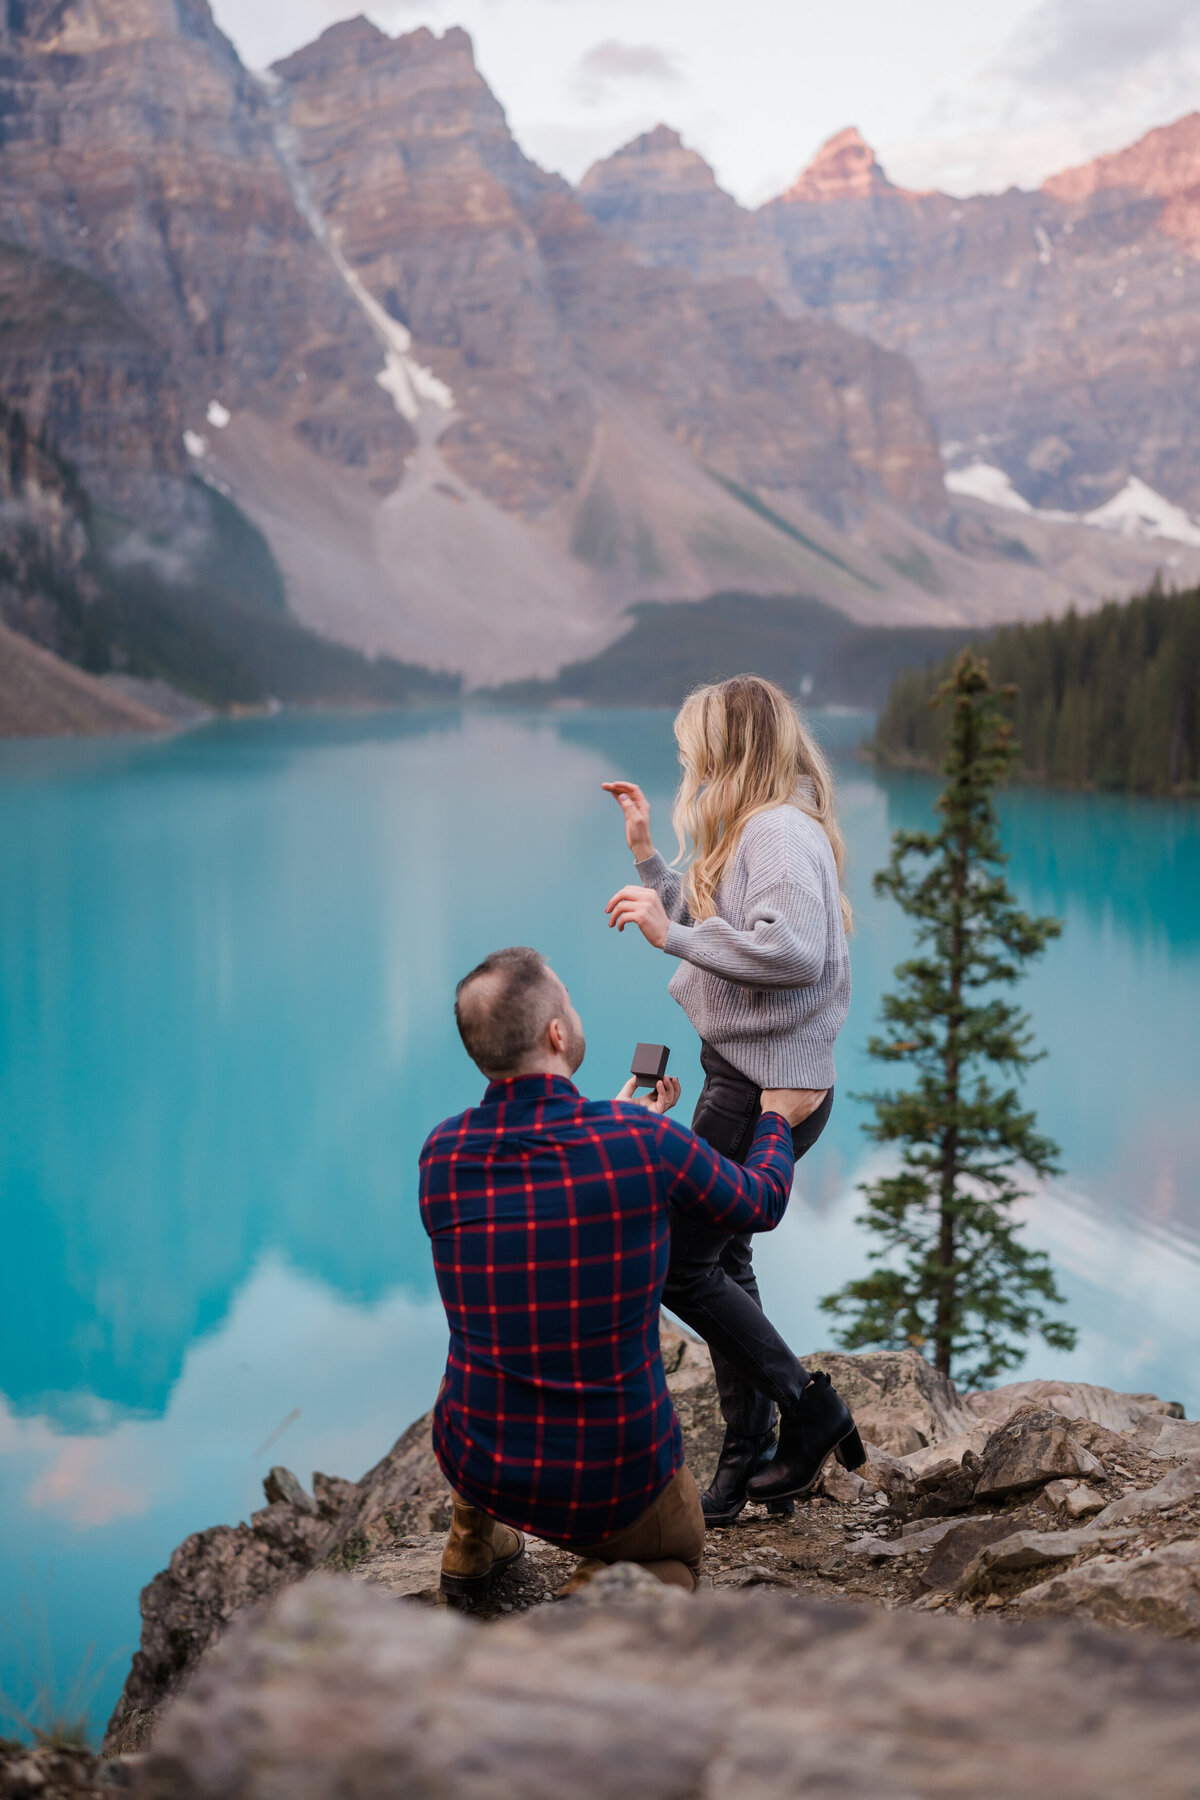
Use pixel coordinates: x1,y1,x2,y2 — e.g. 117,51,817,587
691,1042,763,1162
693,1040,834,1164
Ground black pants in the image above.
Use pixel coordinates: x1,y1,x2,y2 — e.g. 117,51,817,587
662,1042,833,1441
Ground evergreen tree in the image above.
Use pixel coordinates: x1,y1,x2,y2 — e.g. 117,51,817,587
822,652,1077,1382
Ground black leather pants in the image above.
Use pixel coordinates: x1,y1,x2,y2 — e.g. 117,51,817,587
662,1042,833,1439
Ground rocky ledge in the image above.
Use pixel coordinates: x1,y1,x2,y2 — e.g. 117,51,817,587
10,1328,1196,1796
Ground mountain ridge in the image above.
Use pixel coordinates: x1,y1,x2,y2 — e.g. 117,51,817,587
583,110,1200,526
1,1,1197,692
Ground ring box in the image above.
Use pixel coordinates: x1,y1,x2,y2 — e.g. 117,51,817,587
631,1043,671,1088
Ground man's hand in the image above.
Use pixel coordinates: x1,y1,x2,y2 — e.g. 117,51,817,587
606,885,670,948
602,781,654,862
761,1088,829,1127
616,1075,681,1115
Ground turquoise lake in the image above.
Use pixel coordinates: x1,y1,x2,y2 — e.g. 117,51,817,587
1,705,1198,1736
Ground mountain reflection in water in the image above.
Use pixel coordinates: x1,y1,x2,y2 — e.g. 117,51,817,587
0,707,1197,1733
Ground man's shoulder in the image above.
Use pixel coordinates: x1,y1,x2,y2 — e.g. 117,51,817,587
420,1107,475,1162
422,1094,662,1145
581,1096,665,1136
567,1097,693,1164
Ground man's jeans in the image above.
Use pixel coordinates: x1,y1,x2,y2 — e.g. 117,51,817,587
662,1042,834,1441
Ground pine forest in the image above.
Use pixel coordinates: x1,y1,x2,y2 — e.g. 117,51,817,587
872,581,1200,795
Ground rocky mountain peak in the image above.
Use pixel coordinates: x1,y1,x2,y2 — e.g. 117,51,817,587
640,124,684,153
0,0,220,51
579,125,721,199
273,17,479,86
576,123,798,308
780,126,897,204
295,14,387,57
1044,111,1200,208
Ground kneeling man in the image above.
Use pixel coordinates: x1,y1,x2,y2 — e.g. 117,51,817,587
419,946,805,1597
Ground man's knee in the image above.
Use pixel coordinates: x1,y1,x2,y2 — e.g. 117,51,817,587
663,1465,706,1581
642,1557,699,1592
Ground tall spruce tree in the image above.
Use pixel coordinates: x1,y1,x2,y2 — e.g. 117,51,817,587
822,651,1077,1382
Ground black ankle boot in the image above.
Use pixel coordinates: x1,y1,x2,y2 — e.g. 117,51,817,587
744,1373,867,1503
700,1429,795,1526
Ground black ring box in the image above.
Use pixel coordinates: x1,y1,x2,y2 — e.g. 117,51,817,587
631,1043,671,1088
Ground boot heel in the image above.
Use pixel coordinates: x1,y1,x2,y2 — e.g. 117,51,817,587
766,1497,795,1519
834,1426,867,1471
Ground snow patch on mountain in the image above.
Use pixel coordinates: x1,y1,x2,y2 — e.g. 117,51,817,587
945,462,1034,514
946,462,1200,548
258,79,454,438
1082,477,1200,548
334,252,454,427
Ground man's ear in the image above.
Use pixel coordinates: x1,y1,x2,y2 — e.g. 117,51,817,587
546,1015,567,1057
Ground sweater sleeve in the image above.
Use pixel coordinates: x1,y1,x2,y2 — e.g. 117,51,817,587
656,1113,795,1233
662,817,829,989
635,850,691,924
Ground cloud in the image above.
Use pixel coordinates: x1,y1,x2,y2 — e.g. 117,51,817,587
572,39,684,107
886,0,1200,197
1005,0,1200,95
27,1440,150,1530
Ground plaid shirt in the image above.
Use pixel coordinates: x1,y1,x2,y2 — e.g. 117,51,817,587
419,1074,795,1546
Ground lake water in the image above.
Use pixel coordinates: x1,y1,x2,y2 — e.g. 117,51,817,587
1,706,1198,1737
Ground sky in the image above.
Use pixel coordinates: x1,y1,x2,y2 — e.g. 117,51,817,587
210,0,1200,204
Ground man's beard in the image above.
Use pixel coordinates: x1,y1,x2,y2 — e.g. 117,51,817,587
565,1016,586,1074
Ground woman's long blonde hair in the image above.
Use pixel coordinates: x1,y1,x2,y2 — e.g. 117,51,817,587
672,675,852,932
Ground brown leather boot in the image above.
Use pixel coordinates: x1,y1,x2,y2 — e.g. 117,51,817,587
440,1495,525,1599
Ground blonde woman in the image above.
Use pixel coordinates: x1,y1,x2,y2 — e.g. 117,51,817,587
603,675,864,1524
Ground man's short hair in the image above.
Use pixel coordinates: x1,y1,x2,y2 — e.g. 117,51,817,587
455,947,564,1078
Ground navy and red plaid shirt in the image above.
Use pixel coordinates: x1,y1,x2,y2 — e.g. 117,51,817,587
419,1074,795,1546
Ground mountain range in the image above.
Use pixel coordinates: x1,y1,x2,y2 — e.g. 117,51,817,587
0,1,1198,694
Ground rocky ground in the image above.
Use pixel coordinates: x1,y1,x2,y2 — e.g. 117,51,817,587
5,1326,1200,1797
345,1333,1200,1639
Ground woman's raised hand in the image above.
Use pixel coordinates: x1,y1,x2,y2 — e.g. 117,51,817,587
606,885,671,948
601,780,654,862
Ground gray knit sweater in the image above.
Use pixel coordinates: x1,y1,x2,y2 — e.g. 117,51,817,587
635,805,851,1088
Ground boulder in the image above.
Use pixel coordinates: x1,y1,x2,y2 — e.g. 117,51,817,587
1133,1416,1200,1460
906,1449,987,1517
817,1457,869,1503
262,1466,318,1514
1016,1540,1200,1637
658,1322,726,1484
800,1348,976,1452
859,1439,917,1504
0,1742,125,1797
844,1517,967,1561
102,1324,1193,1757
131,1575,1200,1800
956,1528,1133,1597
1091,1457,1200,1529
346,1537,446,1605
972,1405,1105,1502
1042,1479,1107,1520
920,1514,1033,1592
102,1406,446,1752
959,1380,1184,1435
104,1321,705,1749
566,1561,675,1606
903,1427,993,1484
